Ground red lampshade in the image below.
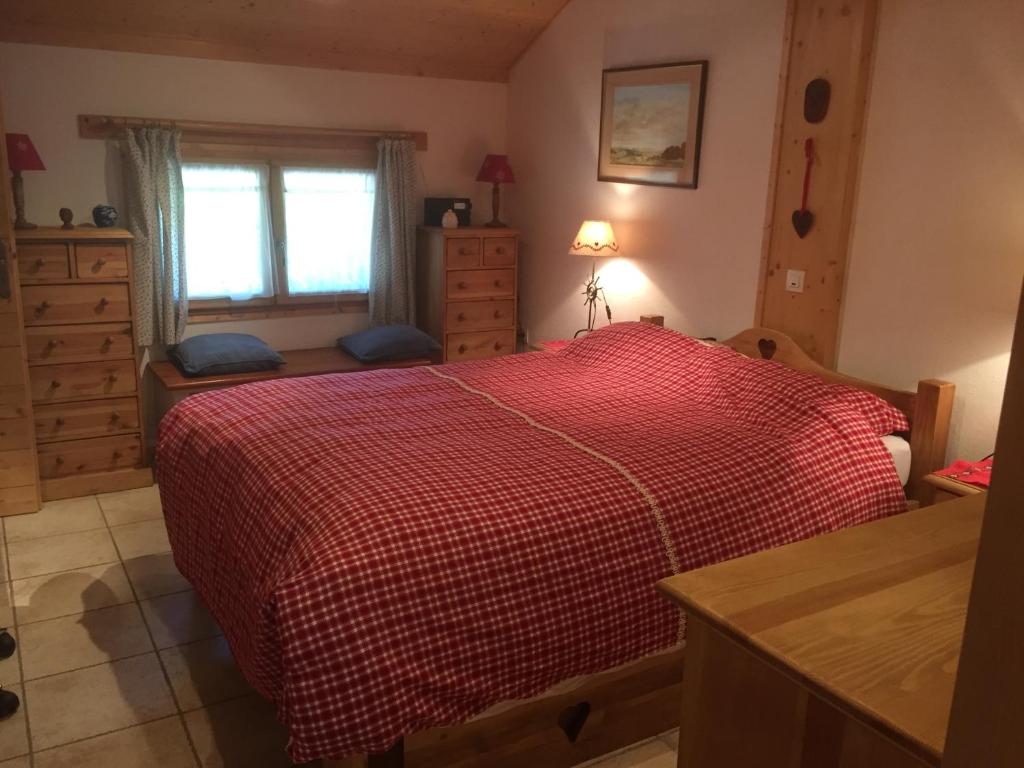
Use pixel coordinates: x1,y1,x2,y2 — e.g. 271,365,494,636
476,154,515,184
5,133,45,172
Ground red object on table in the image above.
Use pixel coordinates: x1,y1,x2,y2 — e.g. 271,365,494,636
535,339,570,353
934,458,993,488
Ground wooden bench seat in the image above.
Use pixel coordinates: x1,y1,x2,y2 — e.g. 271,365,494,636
150,346,434,393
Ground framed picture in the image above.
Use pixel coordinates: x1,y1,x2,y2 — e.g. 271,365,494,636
598,60,708,189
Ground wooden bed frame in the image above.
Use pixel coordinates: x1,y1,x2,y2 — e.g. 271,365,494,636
326,326,955,768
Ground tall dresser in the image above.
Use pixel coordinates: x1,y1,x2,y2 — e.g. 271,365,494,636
416,226,518,362
15,228,151,500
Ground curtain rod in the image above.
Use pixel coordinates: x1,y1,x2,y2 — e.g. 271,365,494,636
77,114,428,151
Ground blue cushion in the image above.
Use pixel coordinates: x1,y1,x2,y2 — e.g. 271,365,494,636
338,324,440,363
168,333,284,378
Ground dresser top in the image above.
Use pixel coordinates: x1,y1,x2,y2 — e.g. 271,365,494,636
419,225,518,236
16,227,133,242
658,494,985,765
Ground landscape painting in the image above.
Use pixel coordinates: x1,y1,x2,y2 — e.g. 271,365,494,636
598,61,708,188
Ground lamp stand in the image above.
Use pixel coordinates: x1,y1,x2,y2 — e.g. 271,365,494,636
573,260,613,338
10,171,36,230
485,181,506,228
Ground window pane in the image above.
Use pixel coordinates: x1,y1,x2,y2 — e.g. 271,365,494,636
283,168,375,294
183,164,274,299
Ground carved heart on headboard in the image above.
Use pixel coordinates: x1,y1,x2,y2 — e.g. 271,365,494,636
757,338,777,360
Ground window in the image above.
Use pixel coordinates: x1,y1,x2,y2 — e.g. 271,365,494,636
182,160,376,309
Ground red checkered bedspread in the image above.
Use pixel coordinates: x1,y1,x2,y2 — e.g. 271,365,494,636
157,322,908,762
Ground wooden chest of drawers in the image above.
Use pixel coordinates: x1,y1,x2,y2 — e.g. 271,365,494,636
15,229,152,500
416,227,519,362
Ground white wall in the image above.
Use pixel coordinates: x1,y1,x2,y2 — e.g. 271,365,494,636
839,0,1024,460
0,42,508,347
508,0,1024,462
506,0,786,342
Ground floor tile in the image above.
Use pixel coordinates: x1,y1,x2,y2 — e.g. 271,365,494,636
7,529,117,580
0,684,28,761
140,590,221,649
185,694,292,767
0,538,9,583
110,520,171,561
123,552,191,600
4,497,105,544
26,653,176,750
0,627,20,682
161,635,252,711
97,484,162,527
33,716,195,768
574,738,676,768
0,583,12,628
12,562,134,625
19,603,153,680
0,756,30,768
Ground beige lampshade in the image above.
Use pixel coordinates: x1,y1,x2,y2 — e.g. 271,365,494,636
569,220,619,257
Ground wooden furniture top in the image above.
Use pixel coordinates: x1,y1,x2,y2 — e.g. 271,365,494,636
419,226,519,236
149,346,433,392
16,227,134,242
658,493,985,765
924,473,985,497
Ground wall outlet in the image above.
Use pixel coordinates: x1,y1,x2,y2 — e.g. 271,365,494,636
785,269,806,293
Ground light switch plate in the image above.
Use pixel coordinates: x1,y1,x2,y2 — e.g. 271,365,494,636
785,269,806,293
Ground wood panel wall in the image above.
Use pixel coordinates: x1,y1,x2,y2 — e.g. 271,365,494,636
942,281,1024,765
0,91,41,515
755,0,879,368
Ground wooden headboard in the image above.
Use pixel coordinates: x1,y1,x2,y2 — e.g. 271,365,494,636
720,327,954,502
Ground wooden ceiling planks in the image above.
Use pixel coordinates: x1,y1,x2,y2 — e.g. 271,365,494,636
0,0,570,82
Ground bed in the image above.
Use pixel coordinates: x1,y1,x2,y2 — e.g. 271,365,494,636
156,322,953,767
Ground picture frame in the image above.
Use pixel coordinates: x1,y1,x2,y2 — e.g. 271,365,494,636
597,60,708,189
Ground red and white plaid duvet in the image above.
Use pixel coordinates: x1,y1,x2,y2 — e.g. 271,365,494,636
157,322,908,762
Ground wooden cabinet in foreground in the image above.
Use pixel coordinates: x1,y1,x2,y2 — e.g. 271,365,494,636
658,493,983,768
15,228,152,500
416,226,519,362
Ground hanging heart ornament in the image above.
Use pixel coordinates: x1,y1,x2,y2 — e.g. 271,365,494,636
792,137,815,239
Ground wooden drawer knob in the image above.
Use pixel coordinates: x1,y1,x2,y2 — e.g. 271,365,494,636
493,280,503,288
458,247,469,256
50,380,61,389
97,297,110,308
107,373,119,383
34,258,45,268
110,413,121,422
54,417,65,427
457,281,468,290
112,450,123,460
93,258,107,270
102,336,114,347
37,301,50,313
456,312,466,322
493,310,502,319
496,247,505,255
55,456,64,465
458,344,468,354
494,341,503,351
46,339,58,349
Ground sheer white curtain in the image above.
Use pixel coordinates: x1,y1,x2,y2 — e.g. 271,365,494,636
182,163,274,300
283,168,375,293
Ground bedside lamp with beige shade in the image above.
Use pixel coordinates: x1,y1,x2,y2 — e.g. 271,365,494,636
570,219,619,337
4,133,44,230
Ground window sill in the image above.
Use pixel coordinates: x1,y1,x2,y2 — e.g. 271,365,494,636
188,295,369,324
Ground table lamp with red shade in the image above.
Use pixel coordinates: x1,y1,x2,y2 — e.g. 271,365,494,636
476,154,515,228
5,133,45,230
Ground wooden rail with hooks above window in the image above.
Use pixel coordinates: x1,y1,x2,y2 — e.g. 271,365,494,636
77,114,428,152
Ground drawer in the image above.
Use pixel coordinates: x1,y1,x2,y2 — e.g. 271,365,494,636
0,418,34,451
482,237,516,266
446,329,516,362
30,360,137,403
445,238,481,269
446,269,515,300
26,323,135,364
35,397,140,443
75,244,129,279
22,283,131,326
446,300,515,332
37,434,142,479
17,244,70,282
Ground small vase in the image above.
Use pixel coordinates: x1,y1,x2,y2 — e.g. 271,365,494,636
441,209,459,229
92,205,118,228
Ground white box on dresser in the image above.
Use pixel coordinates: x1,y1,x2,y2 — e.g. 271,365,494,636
416,226,518,362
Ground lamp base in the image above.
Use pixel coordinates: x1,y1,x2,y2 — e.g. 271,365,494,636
484,219,508,228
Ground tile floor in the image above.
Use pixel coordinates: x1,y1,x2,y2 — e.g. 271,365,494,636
0,486,678,767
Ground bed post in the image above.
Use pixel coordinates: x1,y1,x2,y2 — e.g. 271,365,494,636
908,378,955,504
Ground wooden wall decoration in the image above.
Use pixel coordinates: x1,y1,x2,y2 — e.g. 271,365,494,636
755,0,880,369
